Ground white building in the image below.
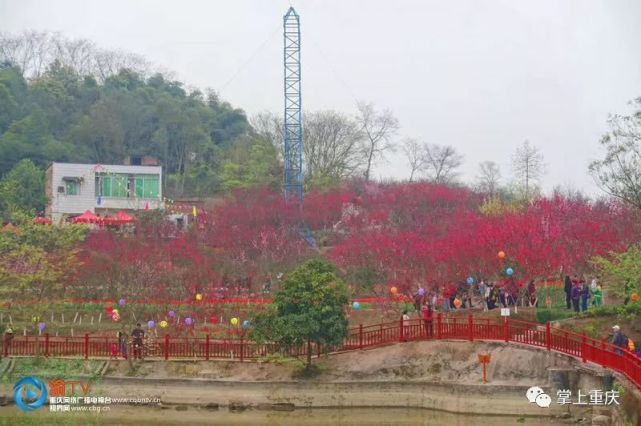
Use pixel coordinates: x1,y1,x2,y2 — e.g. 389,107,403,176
45,162,163,223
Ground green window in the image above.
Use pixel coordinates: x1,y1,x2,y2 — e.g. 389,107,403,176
112,174,128,197
134,175,159,198
65,181,78,195
145,177,159,198
96,175,111,196
135,177,145,198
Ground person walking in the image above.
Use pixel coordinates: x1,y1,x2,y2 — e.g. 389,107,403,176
580,280,591,312
593,285,603,307
422,304,434,338
478,280,487,311
131,323,145,360
611,325,627,355
118,331,128,360
564,275,572,309
401,310,411,340
3,326,14,357
571,281,581,313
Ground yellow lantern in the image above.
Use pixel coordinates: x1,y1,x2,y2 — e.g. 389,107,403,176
230,317,238,326
195,293,203,301
159,320,168,328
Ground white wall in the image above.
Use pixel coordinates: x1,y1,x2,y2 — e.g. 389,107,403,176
48,163,163,222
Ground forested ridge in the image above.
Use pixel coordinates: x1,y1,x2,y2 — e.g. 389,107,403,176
0,32,282,220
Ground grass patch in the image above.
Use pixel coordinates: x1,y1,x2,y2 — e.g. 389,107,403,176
3,357,103,382
535,308,575,323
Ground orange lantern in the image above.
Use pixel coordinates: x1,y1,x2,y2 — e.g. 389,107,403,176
453,298,462,309
390,286,398,295
631,293,639,302
498,251,506,259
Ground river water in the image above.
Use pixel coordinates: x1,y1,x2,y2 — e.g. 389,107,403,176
0,405,564,425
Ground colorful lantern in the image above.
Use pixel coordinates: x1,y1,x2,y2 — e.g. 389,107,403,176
231,317,239,326
506,268,514,276
112,312,120,321
466,277,474,285
159,320,168,328
390,286,398,295
631,293,639,302
38,322,46,331
453,298,462,309
352,301,361,310
147,320,155,329
498,251,506,259
242,320,250,328
118,298,126,306
195,293,203,301
184,317,193,326
168,310,176,318
417,288,425,296
209,315,218,324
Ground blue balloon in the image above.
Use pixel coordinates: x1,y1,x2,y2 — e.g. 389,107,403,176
506,268,514,276
242,320,250,328
466,277,474,285
352,301,361,310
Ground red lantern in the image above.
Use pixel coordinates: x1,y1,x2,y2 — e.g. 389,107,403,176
209,315,218,324
105,306,114,313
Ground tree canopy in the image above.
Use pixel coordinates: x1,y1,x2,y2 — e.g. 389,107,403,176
0,59,262,202
250,258,349,368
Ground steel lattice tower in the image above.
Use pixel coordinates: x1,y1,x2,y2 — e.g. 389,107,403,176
283,7,303,204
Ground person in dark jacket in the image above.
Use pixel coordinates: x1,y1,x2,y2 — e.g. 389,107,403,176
422,304,434,337
611,325,627,355
131,323,145,360
580,280,591,312
564,275,572,309
571,281,581,313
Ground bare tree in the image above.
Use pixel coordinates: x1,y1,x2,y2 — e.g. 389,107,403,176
475,161,501,195
250,111,283,153
355,101,399,181
0,31,152,80
589,97,641,210
423,144,464,184
303,110,364,184
400,138,427,182
512,140,545,199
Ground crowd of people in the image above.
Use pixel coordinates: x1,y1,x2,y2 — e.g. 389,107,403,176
110,323,147,360
563,275,603,312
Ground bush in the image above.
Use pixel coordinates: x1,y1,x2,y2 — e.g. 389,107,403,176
536,308,576,323
581,302,641,320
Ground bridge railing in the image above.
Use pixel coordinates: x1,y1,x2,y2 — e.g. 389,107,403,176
2,314,639,389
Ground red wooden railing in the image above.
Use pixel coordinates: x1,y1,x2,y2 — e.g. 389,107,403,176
2,314,639,390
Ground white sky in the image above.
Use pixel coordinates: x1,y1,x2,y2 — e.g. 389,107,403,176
2,0,641,194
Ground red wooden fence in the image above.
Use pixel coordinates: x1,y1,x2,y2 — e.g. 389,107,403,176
2,314,639,390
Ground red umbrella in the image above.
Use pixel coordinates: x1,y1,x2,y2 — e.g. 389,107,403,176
71,210,101,224
104,211,135,225
33,217,52,225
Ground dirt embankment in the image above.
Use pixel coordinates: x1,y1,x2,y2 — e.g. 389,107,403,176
106,340,579,385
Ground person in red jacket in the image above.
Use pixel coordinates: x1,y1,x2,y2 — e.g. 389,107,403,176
422,304,434,337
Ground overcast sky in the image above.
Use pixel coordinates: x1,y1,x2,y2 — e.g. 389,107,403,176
2,0,641,194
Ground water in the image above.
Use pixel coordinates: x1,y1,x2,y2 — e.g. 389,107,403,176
0,405,562,425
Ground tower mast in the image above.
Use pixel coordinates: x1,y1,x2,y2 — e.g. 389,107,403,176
283,7,303,204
